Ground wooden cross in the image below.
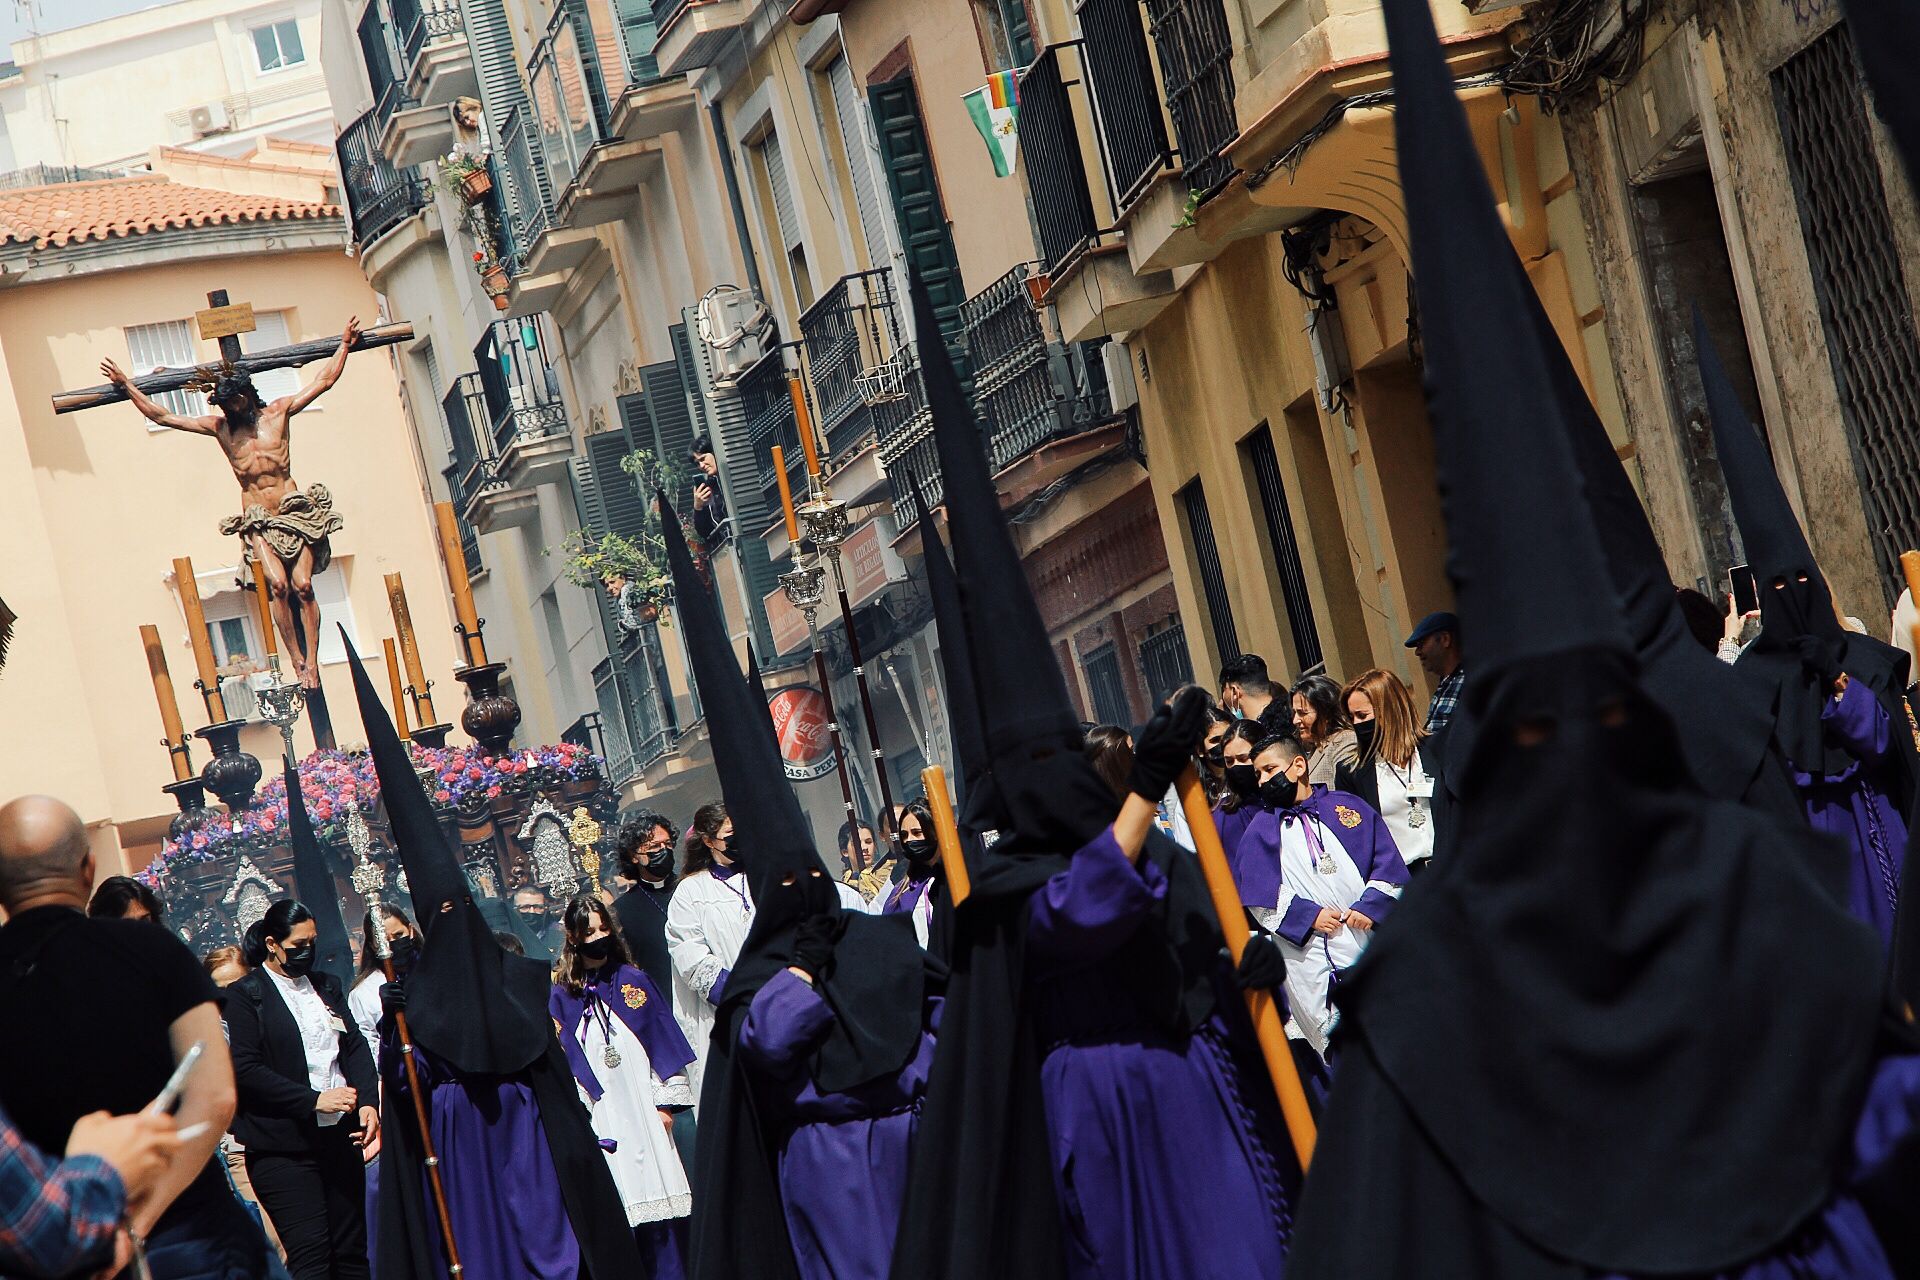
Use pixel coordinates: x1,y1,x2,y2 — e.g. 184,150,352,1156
51,289,413,414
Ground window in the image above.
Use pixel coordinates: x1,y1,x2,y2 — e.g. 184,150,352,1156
1244,424,1323,672
1081,642,1131,726
757,131,815,310
253,19,306,72
206,615,259,667
1179,478,1239,662
123,319,204,424
242,311,302,403
823,54,894,268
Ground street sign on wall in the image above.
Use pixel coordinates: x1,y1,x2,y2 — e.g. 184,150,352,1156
768,686,838,781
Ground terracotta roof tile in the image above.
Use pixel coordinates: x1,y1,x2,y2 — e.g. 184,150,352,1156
0,174,342,249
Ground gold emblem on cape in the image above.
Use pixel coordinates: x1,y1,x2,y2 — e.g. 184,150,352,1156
1335,805,1362,829
621,983,646,1009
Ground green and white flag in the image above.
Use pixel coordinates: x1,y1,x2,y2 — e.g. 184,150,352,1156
964,71,1020,178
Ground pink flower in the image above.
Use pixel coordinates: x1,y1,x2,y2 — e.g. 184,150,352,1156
486,785,502,798
434,789,453,802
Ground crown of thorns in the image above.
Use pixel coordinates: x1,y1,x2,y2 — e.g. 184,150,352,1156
183,362,258,404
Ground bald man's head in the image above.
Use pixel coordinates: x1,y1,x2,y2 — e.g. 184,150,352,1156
0,796,94,910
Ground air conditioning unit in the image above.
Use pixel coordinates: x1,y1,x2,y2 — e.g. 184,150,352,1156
696,285,773,389
188,103,232,138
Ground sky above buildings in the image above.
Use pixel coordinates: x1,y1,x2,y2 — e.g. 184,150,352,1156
0,0,160,51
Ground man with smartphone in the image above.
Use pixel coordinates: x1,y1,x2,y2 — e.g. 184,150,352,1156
0,796,276,1278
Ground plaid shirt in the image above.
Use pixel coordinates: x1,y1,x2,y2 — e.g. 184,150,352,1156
0,1106,125,1277
1425,668,1466,734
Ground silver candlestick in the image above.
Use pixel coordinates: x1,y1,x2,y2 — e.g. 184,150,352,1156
253,655,305,762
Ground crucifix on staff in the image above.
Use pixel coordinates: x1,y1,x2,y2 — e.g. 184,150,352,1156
59,290,411,701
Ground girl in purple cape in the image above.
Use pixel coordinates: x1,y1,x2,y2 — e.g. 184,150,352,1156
551,893,696,1280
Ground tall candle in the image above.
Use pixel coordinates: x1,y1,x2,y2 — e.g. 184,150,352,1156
788,376,821,476
384,572,438,725
772,444,801,544
172,557,227,722
248,560,278,658
141,624,192,781
433,501,486,666
383,638,412,741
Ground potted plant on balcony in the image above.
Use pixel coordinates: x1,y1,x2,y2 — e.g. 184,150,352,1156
556,527,674,629
474,248,510,311
439,151,493,205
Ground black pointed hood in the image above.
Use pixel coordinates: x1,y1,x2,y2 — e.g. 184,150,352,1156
284,754,353,991
344,635,549,1075
904,469,995,831
1286,4,1886,1276
911,276,1113,850
743,638,779,752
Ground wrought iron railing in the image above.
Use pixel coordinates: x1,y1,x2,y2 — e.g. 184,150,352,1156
740,343,801,522
399,0,466,67
1139,620,1194,704
1076,0,1172,207
496,105,553,271
797,269,907,463
594,625,678,786
1019,45,1102,274
476,315,569,456
652,0,693,38
335,88,430,245
443,373,493,518
1145,0,1239,199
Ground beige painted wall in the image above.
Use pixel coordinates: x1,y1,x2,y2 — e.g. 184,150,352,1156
0,244,462,872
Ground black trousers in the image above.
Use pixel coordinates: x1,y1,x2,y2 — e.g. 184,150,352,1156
244,1123,370,1280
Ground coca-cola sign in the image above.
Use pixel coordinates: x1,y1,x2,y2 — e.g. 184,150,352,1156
768,686,838,781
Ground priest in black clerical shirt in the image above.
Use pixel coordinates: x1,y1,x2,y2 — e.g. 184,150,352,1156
610,811,679,996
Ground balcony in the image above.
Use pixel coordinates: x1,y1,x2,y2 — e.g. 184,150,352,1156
593,626,678,787
739,342,803,531
651,0,747,76
336,90,430,247
880,264,1121,526
441,318,573,532
393,0,476,107
793,269,909,503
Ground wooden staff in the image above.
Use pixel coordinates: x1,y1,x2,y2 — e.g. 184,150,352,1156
140,624,193,781
432,502,486,667
384,573,438,726
921,765,971,906
369,905,462,1277
787,376,822,477
249,560,278,659
172,557,227,722
383,639,412,741
1175,765,1318,1171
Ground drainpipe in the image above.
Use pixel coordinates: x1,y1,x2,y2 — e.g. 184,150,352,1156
708,100,765,299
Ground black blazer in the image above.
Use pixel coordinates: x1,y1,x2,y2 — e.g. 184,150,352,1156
1334,739,1443,818
225,967,378,1154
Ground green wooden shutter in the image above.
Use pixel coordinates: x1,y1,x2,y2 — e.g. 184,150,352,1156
585,429,649,541
669,323,711,439
466,0,555,210
868,76,969,376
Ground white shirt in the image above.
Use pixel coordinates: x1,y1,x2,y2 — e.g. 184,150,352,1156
349,973,383,1054
1374,754,1435,866
263,965,348,1126
1251,810,1372,1061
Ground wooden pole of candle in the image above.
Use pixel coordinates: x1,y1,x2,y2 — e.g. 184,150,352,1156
172,557,227,722
141,625,193,781
787,376,821,477
433,502,487,666
383,573,438,727
248,560,278,659
772,445,801,544
383,638,412,741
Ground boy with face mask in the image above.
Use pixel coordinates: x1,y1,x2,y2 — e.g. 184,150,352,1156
1234,736,1409,1066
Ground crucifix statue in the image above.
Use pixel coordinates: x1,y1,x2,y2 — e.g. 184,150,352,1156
62,291,411,715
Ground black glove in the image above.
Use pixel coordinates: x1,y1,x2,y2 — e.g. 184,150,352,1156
1795,634,1845,687
788,914,839,981
1128,687,1211,802
379,981,408,1016
1232,935,1288,992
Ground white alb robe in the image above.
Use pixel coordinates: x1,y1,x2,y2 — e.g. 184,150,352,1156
562,999,694,1226
1251,811,1371,1059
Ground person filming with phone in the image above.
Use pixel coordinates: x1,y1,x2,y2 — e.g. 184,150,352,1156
0,795,276,1278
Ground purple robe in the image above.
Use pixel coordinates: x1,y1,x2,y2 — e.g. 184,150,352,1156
1025,829,1292,1279
1234,787,1410,932
882,875,932,916
735,969,938,1280
1214,804,1261,873
549,965,695,1103
1594,1052,1920,1279
1789,680,1908,946
387,1048,580,1280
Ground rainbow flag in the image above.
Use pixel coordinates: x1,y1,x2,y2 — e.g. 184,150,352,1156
964,71,1020,177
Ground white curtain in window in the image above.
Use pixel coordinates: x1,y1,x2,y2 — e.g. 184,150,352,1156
124,320,204,419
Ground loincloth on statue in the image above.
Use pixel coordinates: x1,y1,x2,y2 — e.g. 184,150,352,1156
219,483,344,573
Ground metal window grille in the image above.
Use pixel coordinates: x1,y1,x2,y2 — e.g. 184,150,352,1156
1180,479,1240,661
1017,46,1100,273
1076,0,1172,207
1082,642,1132,726
1244,425,1323,672
1773,26,1920,608
1144,0,1239,198
1139,620,1193,705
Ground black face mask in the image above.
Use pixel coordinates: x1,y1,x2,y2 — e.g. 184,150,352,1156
518,910,548,929
1260,774,1303,810
1225,764,1261,799
280,943,316,977
578,936,615,964
900,837,937,865
1353,719,1379,753
387,936,417,968
642,847,674,877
